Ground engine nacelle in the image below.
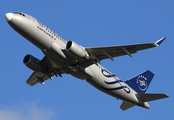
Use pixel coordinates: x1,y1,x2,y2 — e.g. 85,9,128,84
23,54,46,72
66,41,89,59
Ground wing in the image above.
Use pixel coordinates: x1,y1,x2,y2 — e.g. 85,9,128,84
86,37,165,61
26,71,54,86
26,56,64,86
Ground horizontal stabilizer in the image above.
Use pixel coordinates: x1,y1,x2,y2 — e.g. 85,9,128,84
136,93,169,102
120,101,135,111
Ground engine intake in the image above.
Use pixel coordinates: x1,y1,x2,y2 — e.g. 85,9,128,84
23,54,46,72
66,41,89,59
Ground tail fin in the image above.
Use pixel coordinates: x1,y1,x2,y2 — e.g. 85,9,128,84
125,70,154,93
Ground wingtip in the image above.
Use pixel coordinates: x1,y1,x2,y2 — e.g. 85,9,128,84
156,37,166,46
164,94,169,98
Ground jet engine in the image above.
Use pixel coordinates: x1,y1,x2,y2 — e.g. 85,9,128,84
66,41,90,59
23,54,46,72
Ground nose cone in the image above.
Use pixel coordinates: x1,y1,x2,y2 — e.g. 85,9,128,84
5,13,13,22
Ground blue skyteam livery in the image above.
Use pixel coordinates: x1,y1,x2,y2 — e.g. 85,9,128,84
5,12,169,110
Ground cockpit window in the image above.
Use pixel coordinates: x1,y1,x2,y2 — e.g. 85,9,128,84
14,12,25,17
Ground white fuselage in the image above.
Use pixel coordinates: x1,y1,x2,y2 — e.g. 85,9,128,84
6,12,149,108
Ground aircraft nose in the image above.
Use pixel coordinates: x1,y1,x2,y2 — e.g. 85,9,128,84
5,13,13,22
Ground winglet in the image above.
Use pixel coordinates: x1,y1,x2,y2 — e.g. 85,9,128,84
156,37,166,46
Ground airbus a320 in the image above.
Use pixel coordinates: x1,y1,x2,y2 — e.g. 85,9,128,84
5,12,169,110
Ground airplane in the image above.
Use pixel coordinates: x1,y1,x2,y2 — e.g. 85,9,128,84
5,12,169,110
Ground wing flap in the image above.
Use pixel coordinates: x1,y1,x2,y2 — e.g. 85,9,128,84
136,93,169,102
86,45,138,60
26,71,54,86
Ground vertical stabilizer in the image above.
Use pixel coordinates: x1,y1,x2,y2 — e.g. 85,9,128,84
125,70,154,93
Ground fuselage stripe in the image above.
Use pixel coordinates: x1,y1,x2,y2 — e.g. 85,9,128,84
104,80,122,84
101,86,125,91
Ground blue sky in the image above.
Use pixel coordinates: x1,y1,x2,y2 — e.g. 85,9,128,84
0,0,173,120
